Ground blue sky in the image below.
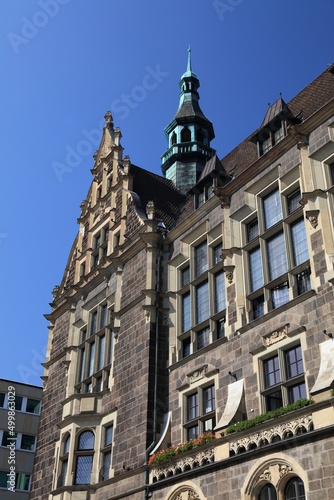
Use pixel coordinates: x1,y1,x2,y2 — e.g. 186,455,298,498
1,0,333,387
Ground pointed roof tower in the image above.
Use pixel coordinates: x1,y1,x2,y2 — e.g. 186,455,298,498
161,48,216,193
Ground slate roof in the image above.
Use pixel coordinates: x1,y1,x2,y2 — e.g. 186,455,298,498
221,63,334,179
129,164,186,230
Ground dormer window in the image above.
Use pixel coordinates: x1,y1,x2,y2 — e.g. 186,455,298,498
259,119,285,156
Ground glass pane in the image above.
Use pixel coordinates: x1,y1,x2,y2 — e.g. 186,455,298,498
75,455,93,485
272,282,289,309
268,232,287,280
263,190,282,229
288,383,306,404
182,292,191,332
264,356,281,388
21,434,36,451
181,266,190,286
187,393,198,421
98,335,106,371
285,477,305,500
102,450,111,480
195,241,208,277
252,295,264,319
204,418,215,432
2,431,17,446
0,393,5,407
288,189,301,214
64,435,70,454
60,459,68,486
197,326,210,350
249,247,263,291
78,431,94,450
285,346,304,378
0,471,8,488
196,281,209,323
203,385,215,413
16,473,30,491
187,425,199,440
79,348,86,382
259,483,277,500
213,243,222,264
101,305,108,328
266,391,283,411
297,269,311,295
291,219,308,266
248,219,259,241
109,331,114,365
105,425,113,446
91,311,98,335
215,271,226,312
217,317,225,339
182,337,191,357
15,396,23,411
26,398,41,414
88,342,95,376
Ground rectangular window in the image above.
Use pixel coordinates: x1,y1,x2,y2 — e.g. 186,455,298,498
215,271,226,312
267,232,287,280
288,189,301,214
291,218,308,266
262,344,306,411
79,348,86,382
102,450,111,480
196,281,209,323
15,396,23,411
197,326,210,350
263,189,282,229
181,266,190,287
195,241,208,277
216,317,225,339
91,311,98,335
297,268,311,295
75,455,93,485
105,425,113,446
26,398,41,415
182,292,191,332
2,431,17,447
101,305,108,328
213,243,222,265
203,385,215,413
247,219,259,241
88,341,95,377
187,393,198,421
0,393,5,408
98,334,106,371
249,247,263,291
272,282,289,309
20,434,36,451
252,295,264,319
16,473,31,491
182,337,191,357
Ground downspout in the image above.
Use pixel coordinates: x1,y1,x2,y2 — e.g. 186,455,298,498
144,225,166,500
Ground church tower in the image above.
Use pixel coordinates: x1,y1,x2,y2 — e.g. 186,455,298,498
161,48,216,193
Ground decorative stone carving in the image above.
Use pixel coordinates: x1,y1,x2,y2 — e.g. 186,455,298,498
146,200,155,220
263,324,289,347
229,414,313,456
279,463,293,478
151,448,214,483
306,210,319,229
188,365,208,384
223,266,234,284
188,491,200,500
259,468,271,482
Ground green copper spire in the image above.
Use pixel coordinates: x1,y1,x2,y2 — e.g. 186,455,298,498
182,46,197,79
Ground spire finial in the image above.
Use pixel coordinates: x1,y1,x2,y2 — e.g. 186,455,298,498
187,45,192,73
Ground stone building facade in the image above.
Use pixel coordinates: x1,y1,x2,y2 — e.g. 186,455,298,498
30,59,334,500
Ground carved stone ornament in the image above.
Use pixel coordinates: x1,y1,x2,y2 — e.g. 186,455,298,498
151,448,214,483
188,365,208,385
306,210,319,229
223,266,235,284
188,491,200,500
229,414,313,456
263,324,289,347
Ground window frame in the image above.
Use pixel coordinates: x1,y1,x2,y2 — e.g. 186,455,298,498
183,383,216,441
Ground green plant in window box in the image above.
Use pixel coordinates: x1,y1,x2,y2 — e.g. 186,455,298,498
225,399,314,435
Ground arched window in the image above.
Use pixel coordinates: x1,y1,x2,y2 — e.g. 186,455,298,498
181,127,191,143
75,430,95,485
59,434,70,487
259,483,277,500
171,132,177,145
196,128,204,144
285,477,305,500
